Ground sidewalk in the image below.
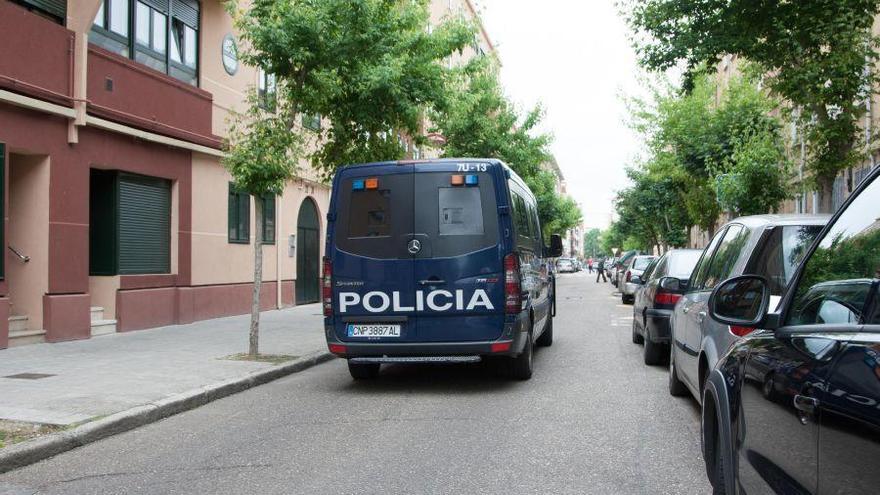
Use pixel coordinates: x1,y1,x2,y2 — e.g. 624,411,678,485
0,304,329,427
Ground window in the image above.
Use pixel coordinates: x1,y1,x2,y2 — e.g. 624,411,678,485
258,69,277,111
261,195,276,244
787,174,880,326
702,225,749,290
749,225,824,296
228,184,250,244
302,113,321,132
511,192,530,240
690,228,729,290
91,0,199,85
439,188,484,236
90,171,171,275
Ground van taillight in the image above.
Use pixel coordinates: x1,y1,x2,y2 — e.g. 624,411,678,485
322,257,332,317
504,253,521,314
730,326,755,337
654,292,681,306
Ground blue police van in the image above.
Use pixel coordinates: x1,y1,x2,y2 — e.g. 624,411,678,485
322,158,563,380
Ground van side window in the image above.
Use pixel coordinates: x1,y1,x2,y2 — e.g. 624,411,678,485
526,201,542,251
511,192,530,240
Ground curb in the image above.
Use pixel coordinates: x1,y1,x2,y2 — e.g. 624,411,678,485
0,351,335,474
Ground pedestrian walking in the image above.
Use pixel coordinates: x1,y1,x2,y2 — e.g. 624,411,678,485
587,257,594,273
596,258,606,282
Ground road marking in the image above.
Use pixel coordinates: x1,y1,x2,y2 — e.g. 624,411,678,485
610,316,633,327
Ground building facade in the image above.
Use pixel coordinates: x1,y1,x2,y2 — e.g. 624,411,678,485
0,0,332,348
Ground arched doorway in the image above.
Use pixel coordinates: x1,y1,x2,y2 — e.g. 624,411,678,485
296,198,320,304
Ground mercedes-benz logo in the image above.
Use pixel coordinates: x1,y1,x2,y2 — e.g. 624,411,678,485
407,239,421,254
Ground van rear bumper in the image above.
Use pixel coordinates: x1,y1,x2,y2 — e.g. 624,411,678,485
325,325,529,359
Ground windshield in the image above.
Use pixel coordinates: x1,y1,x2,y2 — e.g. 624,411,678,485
668,250,703,278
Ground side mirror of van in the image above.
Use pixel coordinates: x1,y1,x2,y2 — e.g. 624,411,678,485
547,234,563,258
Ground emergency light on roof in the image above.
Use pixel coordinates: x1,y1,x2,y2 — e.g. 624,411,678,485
451,175,464,186
365,178,379,189
352,179,365,190
465,174,478,185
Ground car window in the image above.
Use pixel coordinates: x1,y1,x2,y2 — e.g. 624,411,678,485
633,257,654,270
787,174,880,326
702,225,749,290
690,228,728,290
645,256,664,281
668,250,702,279
750,225,824,296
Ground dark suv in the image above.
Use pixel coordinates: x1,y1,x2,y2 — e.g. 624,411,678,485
702,166,880,494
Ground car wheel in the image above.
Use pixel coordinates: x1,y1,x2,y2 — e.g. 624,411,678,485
644,335,664,366
536,315,553,347
668,346,688,396
711,422,728,495
348,361,380,380
632,318,644,344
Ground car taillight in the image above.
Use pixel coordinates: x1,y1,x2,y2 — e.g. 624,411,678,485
730,326,755,337
654,292,682,306
626,270,632,282
504,253,521,314
322,257,332,317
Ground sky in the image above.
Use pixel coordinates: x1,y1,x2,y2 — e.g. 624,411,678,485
477,0,644,230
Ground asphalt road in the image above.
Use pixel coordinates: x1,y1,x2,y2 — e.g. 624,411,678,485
0,272,711,495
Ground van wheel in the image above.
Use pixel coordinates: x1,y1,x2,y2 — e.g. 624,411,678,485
348,361,380,380
508,331,534,380
536,316,553,347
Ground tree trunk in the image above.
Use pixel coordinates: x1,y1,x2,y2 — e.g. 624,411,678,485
817,175,835,214
249,197,263,357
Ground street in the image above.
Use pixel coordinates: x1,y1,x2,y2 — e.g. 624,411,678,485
0,273,709,495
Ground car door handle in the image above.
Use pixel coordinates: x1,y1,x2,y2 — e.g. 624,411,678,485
682,307,690,314
697,311,707,323
418,279,446,285
793,395,819,414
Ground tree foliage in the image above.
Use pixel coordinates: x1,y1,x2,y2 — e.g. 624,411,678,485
583,228,601,258
622,0,880,211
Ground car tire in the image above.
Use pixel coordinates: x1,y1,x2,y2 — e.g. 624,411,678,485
536,315,553,347
508,330,534,380
348,361,380,380
632,319,644,344
711,422,728,495
643,335,664,365
668,347,688,397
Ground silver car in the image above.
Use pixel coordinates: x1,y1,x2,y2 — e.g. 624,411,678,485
621,255,657,304
668,214,830,403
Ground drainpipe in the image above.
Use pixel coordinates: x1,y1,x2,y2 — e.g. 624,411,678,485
276,196,282,309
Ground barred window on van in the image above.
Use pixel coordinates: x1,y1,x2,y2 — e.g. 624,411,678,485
439,188,484,236
348,189,391,238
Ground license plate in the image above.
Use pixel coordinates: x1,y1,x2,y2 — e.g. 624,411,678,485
347,324,401,338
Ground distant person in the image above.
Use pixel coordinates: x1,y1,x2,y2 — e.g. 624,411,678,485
596,258,607,282
588,257,594,273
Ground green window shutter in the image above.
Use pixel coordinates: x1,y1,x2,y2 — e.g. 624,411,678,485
262,195,275,244
228,183,250,243
117,173,171,274
17,0,66,20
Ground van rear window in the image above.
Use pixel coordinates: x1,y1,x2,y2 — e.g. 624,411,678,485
348,188,391,238
439,188,484,236
335,173,414,259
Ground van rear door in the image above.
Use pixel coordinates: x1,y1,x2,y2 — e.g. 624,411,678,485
410,162,505,342
331,165,416,342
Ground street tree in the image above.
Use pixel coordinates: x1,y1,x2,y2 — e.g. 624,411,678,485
583,228,601,258
622,0,880,212
225,0,473,356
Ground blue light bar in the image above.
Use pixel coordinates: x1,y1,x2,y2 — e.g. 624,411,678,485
352,179,365,191
465,174,479,185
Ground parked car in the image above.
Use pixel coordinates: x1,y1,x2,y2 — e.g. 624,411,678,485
631,249,703,364
605,257,617,279
323,158,563,380
557,258,576,273
613,251,641,289
701,165,880,495
611,251,637,287
620,255,657,304
668,214,829,403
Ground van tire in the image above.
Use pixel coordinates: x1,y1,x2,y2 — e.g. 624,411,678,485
508,331,534,380
348,361,380,380
536,316,553,347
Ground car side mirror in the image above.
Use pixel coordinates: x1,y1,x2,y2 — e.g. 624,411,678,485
709,275,771,327
659,277,682,291
631,275,643,285
546,234,563,258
